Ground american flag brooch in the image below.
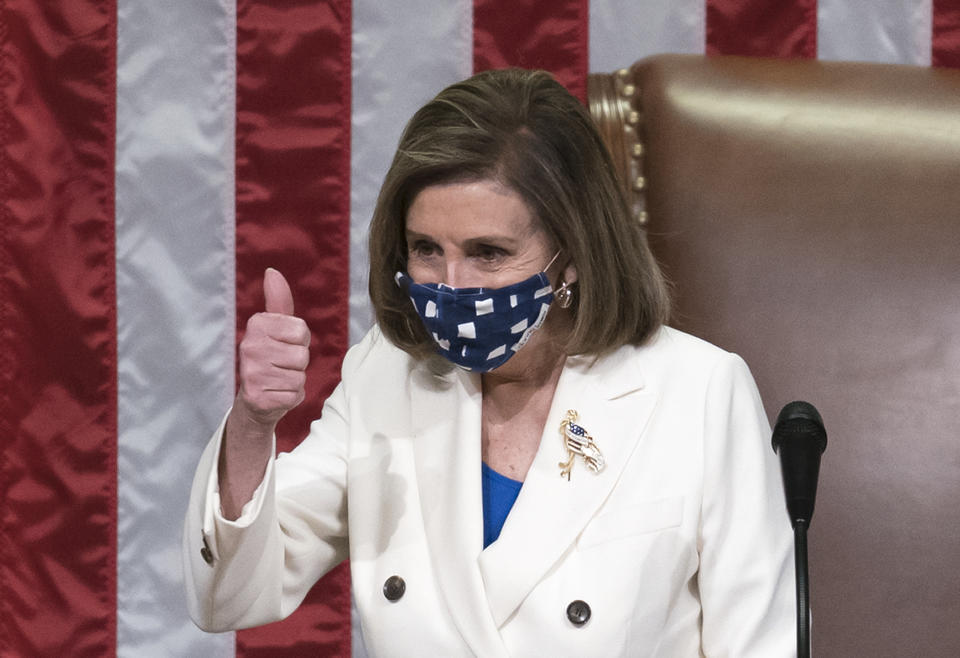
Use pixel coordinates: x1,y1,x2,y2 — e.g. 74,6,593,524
558,409,605,480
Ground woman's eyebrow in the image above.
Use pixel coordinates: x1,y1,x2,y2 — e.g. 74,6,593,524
404,230,520,249
462,235,519,249
404,230,435,243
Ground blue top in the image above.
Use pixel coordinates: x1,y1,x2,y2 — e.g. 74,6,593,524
481,462,523,548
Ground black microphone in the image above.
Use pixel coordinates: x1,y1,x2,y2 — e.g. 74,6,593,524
771,401,827,528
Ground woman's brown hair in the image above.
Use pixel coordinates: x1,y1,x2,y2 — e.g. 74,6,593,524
368,68,669,359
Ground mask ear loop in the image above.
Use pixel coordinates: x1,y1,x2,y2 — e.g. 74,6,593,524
543,249,563,273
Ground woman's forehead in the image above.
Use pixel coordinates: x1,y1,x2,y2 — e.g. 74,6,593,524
405,180,541,241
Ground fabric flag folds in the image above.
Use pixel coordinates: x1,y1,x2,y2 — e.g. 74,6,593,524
3,2,118,655
2,0,959,656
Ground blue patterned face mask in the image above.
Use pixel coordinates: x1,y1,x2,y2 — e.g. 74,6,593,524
395,253,559,372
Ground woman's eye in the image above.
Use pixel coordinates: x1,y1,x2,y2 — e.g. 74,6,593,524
409,241,438,258
475,245,506,263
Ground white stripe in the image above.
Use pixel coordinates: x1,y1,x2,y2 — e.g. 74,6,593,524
115,1,236,656
818,0,933,66
349,0,473,345
589,0,705,73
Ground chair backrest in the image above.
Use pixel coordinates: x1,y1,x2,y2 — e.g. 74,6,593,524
589,54,960,657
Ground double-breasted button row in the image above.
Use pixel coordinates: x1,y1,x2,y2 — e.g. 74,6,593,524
566,599,591,626
383,575,406,601
380,575,590,628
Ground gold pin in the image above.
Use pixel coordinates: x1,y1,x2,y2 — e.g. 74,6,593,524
558,410,605,480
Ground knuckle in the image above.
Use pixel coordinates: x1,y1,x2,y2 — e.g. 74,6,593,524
283,317,309,344
293,370,307,389
245,312,267,331
295,347,310,370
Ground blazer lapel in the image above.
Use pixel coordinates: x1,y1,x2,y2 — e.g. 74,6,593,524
409,362,510,657
477,345,658,627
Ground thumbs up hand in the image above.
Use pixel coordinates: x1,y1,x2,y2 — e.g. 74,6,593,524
236,268,310,430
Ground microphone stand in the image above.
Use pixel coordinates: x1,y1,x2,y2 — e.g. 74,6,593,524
771,400,826,658
794,519,810,658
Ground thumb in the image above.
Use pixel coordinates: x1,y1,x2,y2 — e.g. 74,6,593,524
263,267,295,315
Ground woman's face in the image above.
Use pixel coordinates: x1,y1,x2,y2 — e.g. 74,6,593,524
405,179,577,376
405,179,558,289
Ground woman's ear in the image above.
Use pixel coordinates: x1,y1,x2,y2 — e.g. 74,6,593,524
561,260,578,285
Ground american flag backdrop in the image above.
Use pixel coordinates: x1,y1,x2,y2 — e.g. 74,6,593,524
2,0,959,656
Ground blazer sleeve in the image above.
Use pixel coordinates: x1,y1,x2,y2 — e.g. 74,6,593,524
181,332,375,632
698,352,796,656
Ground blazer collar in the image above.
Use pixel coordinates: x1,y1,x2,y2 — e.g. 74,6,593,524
409,344,655,643
478,345,655,627
409,362,509,657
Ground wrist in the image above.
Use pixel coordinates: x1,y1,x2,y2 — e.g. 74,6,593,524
230,394,280,438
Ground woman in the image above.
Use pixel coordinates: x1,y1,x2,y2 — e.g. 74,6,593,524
183,68,794,656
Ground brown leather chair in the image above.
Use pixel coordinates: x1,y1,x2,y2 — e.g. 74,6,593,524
588,55,960,657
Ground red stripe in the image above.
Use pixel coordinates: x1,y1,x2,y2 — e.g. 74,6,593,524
473,0,590,102
933,0,960,67
706,0,817,58
234,0,352,654
0,1,117,655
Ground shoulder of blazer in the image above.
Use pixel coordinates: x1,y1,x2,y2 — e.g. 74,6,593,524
620,326,739,386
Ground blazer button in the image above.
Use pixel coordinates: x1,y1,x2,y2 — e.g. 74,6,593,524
200,537,214,565
566,600,591,626
383,575,406,602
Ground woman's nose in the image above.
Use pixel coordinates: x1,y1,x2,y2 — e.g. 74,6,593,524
443,260,467,288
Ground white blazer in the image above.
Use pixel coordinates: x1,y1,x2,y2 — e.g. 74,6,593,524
183,326,796,657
